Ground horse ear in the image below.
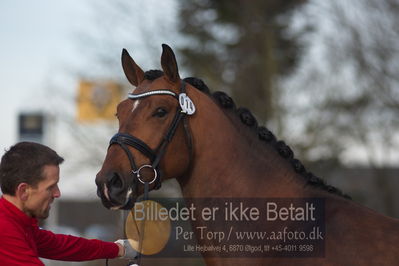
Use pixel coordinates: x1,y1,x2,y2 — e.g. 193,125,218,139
121,49,145,86
161,44,180,83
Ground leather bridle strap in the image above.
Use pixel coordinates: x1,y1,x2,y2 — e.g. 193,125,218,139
152,103,189,165
110,133,156,163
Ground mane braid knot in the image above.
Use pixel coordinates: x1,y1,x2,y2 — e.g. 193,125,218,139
276,141,294,159
212,91,236,109
291,159,306,174
144,70,164,81
184,77,210,94
258,126,277,143
237,107,258,128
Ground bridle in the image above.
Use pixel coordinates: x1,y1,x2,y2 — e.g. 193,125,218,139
108,81,195,204
107,81,195,266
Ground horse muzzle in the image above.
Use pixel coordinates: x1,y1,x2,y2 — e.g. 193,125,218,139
95,171,136,210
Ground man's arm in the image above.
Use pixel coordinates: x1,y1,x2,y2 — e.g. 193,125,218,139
0,220,45,266
35,227,120,261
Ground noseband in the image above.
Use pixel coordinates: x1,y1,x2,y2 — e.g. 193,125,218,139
108,81,195,197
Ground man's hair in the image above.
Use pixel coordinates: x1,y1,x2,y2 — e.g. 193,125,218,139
0,142,64,195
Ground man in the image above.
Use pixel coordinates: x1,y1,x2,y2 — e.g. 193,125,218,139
0,142,134,265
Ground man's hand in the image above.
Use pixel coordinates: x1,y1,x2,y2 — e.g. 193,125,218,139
115,241,125,257
115,239,138,259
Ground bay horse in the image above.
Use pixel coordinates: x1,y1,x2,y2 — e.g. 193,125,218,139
95,44,398,265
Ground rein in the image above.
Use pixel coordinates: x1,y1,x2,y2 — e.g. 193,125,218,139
107,81,195,265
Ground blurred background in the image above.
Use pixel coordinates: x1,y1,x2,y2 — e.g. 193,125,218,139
1,0,398,265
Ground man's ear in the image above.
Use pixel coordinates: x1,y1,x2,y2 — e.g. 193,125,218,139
16,183,30,201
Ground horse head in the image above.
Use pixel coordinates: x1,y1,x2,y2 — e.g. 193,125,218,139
96,44,194,209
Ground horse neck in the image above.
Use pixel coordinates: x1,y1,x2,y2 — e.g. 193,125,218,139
178,96,308,199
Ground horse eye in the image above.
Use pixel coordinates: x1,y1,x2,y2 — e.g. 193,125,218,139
153,107,168,118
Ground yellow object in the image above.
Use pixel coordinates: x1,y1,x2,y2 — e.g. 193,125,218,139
125,200,171,255
76,80,122,122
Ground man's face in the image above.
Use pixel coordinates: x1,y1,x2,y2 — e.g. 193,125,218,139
23,164,61,219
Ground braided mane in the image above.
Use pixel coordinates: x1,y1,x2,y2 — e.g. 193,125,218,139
143,70,350,199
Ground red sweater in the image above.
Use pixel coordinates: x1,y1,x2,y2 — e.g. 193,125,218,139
0,197,119,265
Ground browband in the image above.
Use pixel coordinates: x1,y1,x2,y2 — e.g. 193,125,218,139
128,90,177,99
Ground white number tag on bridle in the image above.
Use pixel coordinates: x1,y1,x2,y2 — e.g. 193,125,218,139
179,93,196,115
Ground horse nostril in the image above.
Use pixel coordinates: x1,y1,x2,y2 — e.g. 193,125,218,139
107,172,123,189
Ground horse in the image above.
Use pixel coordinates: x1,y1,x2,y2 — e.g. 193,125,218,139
95,44,398,265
